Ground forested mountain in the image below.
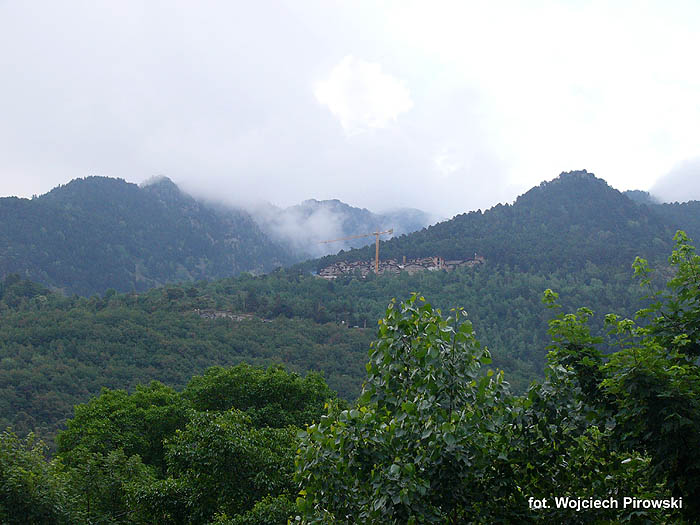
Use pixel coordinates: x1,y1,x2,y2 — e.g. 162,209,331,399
0,176,293,295
8,170,687,298
2,170,700,448
0,176,436,295
623,189,659,205
250,198,436,258
304,170,684,273
0,254,655,443
642,200,700,243
623,189,700,240
4,233,700,523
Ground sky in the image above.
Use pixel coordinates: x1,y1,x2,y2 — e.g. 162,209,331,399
1,0,699,217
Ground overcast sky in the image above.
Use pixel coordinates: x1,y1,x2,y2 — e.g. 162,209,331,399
1,0,698,217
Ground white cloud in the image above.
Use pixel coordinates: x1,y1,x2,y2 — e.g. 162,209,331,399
651,157,700,203
2,1,700,217
314,55,414,135
434,147,463,178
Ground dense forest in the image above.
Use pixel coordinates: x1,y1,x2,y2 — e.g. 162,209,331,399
0,273,370,442
0,176,435,296
295,232,700,523
2,171,698,446
0,176,293,295
1,363,336,524
2,171,700,522
2,233,699,523
0,254,649,444
303,171,697,274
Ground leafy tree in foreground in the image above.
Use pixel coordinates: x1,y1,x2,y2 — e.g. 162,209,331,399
545,230,700,521
51,363,330,524
295,294,516,523
62,447,155,525
57,381,190,476
0,431,77,524
294,260,693,525
182,364,340,428
133,409,297,525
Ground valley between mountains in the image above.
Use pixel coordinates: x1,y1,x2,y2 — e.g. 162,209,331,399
1,170,696,441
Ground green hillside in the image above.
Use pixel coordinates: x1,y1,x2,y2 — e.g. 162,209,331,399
1,171,699,446
2,171,696,443
3,171,700,523
3,231,699,523
304,170,677,273
0,176,293,295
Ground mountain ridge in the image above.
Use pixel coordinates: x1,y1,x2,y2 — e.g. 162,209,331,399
2,170,700,443
303,170,687,274
251,197,436,258
0,176,437,295
2,171,697,296
1,176,292,295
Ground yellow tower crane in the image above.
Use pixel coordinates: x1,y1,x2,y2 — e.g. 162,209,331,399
319,229,393,274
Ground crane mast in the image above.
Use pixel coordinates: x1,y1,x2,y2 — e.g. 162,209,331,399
319,229,393,273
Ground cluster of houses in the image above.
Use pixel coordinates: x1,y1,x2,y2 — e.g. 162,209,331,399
193,309,254,321
317,255,485,279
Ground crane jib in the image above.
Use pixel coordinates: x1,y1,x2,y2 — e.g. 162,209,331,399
318,229,393,273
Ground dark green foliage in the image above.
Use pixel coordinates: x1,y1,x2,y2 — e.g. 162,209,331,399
1,173,700,523
539,230,700,521
182,364,341,428
3,233,700,523
211,495,296,525
623,189,659,205
0,176,436,295
46,364,331,523
0,431,77,524
0,289,370,443
605,233,700,519
0,273,50,308
135,410,296,524
642,230,700,355
7,170,698,299
57,382,190,475
296,294,512,523
0,176,292,295
304,171,678,275
504,368,666,523
62,448,155,525
295,286,685,523
4,170,700,445
639,198,700,242
0,260,648,442
0,252,653,442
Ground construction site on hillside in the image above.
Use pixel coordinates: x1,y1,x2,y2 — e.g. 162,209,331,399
317,255,485,279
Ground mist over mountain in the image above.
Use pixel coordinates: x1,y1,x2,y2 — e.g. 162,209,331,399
3,169,700,451
624,189,700,245
650,157,700,203
305,170,694,274
4,1,700,519
623,189,660,205
0,176,292,295
2,170,697,298
0,176,437,295
250,198,438,258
